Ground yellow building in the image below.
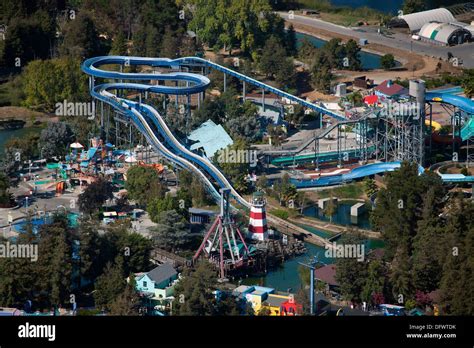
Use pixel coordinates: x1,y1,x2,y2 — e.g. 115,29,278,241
258,294,295,316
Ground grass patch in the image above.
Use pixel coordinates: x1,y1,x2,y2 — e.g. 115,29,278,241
316,182,365,200
270,209,290,220
269,208,302,220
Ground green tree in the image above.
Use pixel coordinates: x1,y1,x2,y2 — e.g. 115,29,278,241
363,177,378,197
298,37,317,63
108,276,140,315
346,91,364,107
60,11,106,58
110,31,128,55
188,0,285,56
40,122,74,158
285,104,306,128
285,24,297,56
334,234,368,303
151,210,190,252
78,178,114,217
159,26,182,58
259,36,287,79
94,258,127,311
0,173,13,208
381,54,396,70
0,218,37,307
361,260,387,305
402,0,425,14
344,39,362,71
371,162,444,259
215,139,252,193
1,14,55,67
147,194,178,223
461,69,474,98
35,215,74,307
439,198,474,315
412,188,444,292
173,262,218,315
77,220,103,287
390,240,414,301
125,166,167,206
22,58,89,112
273,173,297,206
323,197,337,223
311,51,333,93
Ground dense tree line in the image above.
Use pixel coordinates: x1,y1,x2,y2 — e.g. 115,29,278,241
298,38,362,93
333,162,474,314
0,214,151,313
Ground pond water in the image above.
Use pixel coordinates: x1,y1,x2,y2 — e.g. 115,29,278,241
296,32,401,70
0,127,41,154
302,201,373,230
241,223,384,292
328,0,403,14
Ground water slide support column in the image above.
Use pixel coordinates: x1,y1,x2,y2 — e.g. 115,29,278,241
175,81,179,106
262,88,265,110
337,126,341,168
428,103,433,155
187,93,191,135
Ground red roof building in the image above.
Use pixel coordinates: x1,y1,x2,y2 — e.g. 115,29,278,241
314,264,339,287
374,80,408,98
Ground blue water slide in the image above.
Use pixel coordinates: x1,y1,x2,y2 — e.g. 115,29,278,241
82,56,351,206
290,162,409,188
425,92,474,141
425,92,474,114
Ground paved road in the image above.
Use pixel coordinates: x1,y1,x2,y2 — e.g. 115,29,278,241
280,12,474,68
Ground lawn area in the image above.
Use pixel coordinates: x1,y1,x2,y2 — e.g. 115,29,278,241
309,182,366,200
319,11,381,26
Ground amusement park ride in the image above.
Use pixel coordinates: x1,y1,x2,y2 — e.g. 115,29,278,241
193,189,254,281
81,55,474,278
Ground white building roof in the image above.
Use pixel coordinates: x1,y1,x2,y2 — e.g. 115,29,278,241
399,8,455,32
418,21,471,44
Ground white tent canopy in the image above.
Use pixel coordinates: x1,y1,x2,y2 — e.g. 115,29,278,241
70,142,84,149
399,8,455,32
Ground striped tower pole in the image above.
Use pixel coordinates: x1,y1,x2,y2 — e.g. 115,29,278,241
248,192,268,242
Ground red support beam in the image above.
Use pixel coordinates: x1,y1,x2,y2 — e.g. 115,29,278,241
193,216,219,261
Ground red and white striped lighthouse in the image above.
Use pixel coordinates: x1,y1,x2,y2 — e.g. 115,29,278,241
248,192,268,242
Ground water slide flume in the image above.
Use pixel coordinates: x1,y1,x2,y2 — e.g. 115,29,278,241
82,55,353,209
425,92,474,142
82,56,474,196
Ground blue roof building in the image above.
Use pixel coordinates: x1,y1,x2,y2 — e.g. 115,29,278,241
188,119,233,159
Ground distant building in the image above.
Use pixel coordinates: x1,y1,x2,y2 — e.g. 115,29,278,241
302,9,319,16
135,263,179,299
314,264,339,291
418,22,472,46
354,76,374,90
389,8,455,33
188,207,217,224
374,80,408,99
188,119,233,159
260,294,303,316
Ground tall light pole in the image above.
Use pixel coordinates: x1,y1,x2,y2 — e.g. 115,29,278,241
299,255,324,315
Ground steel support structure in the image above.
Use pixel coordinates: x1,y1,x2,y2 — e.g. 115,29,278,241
193,189,251,281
